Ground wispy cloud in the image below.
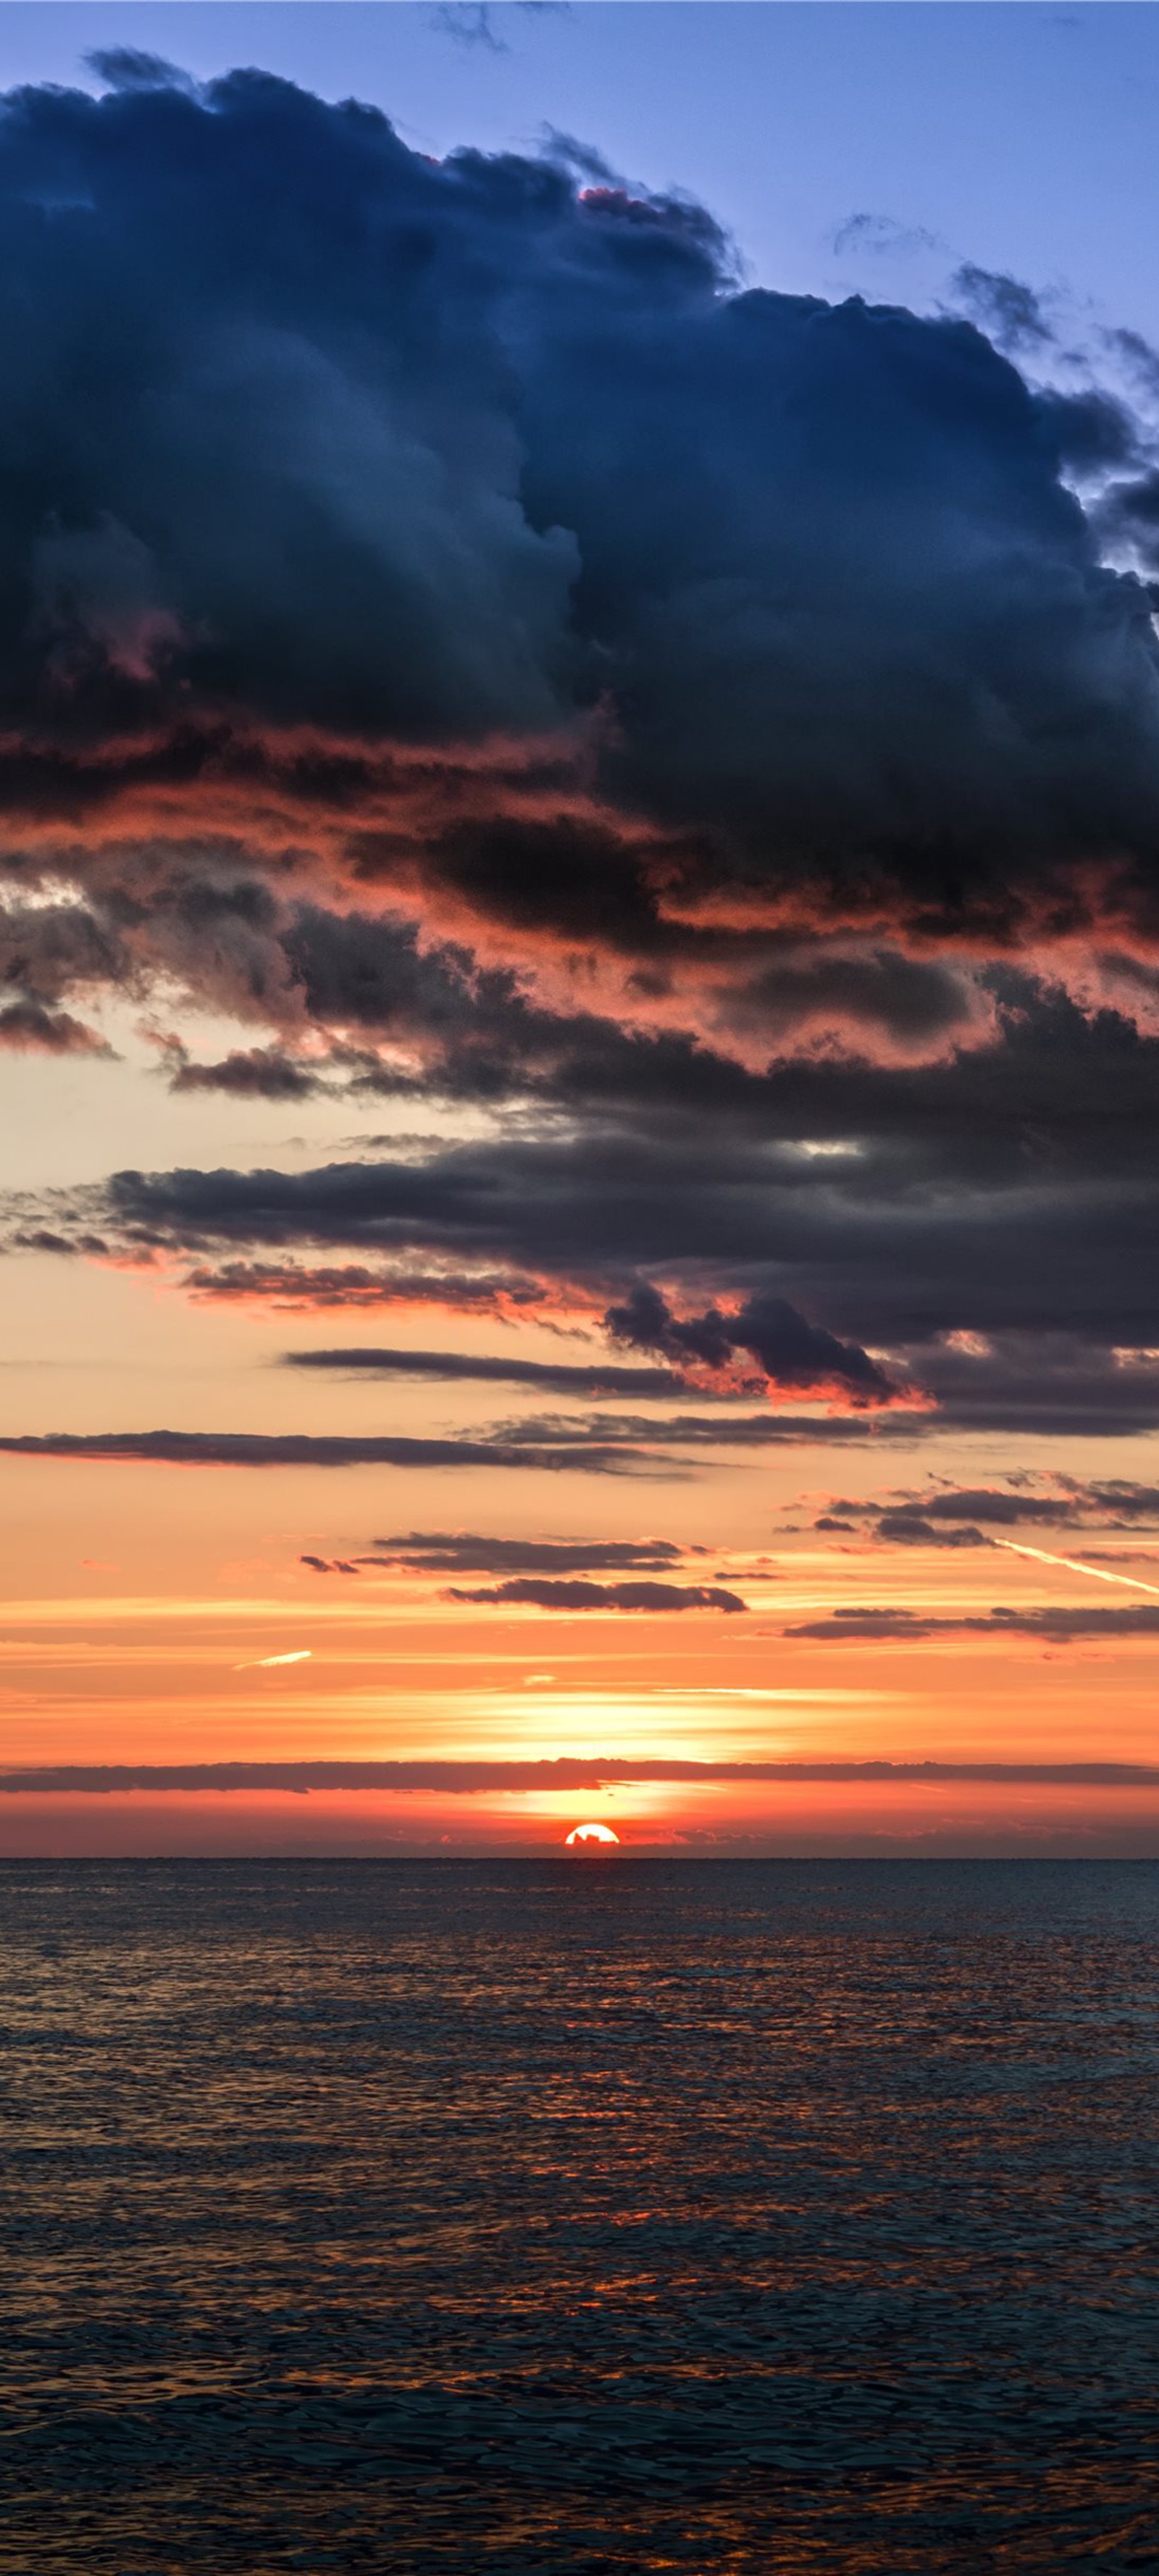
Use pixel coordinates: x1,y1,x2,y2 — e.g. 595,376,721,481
6,1758,1159,1795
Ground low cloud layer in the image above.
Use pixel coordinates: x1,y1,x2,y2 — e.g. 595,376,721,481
0,1410,908,1481
5,1757,1157,1793
21,986,1159,1438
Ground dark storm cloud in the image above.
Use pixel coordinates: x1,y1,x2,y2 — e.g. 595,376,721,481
409,815,680,955
268,896,989,1092
5,1757,1158,1793
385,973,1159,1194
1032,388,1142,474
284,1343,685,1397
280,908,513,1063
7,65,1159,1408
604,1281,895,1400
900,1338,1159,1437
443,1576,747,1610
787,1603,1159,1642
23,1021,1159,1432
0,60,1155,960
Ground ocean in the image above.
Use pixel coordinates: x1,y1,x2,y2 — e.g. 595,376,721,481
3,1858,1158,2572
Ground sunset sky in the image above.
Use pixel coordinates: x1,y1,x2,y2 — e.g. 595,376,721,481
4,1,1159,1855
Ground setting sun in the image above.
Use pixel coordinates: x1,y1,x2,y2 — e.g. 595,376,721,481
565,1823,621,1848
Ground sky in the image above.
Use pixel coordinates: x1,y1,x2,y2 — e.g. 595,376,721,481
4,1,1159,1856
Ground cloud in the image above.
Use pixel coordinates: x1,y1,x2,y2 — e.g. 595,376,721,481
443,1576,746,1611
0,1408,909,1484
358,1530,692,1572
786,1603,1159,1642
19,984,1155,1349
5,1756,1158,1793
814,1475,1159,1540
301,1531,706,1576
20,980,1159,1438
166,1045,326,1100
0,1429,643,1472
0,62,1157,1082
605,1280,899,1402
464,1405,912,1452
185,1261,551,1315
427,5,508,51
870,1510,992,1549
950,263,1053,351
832,213,942,259
87,47,199,96
0,1000,111,1053
284,1342,685,1396
7,71,1159,1437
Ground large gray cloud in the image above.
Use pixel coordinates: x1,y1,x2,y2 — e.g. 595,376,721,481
7,64,1159,1444
0,58,1157,992
23,1031,1159,1434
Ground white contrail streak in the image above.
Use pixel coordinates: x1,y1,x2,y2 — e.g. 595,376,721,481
990,1537,1159,1598
234,1649,314,1670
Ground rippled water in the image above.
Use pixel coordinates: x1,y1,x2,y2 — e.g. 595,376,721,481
3,1858,1159,2572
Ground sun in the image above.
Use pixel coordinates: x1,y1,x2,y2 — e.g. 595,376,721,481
565,1822,621,1848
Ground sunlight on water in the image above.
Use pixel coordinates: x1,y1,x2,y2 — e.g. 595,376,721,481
3,1860,1158,2572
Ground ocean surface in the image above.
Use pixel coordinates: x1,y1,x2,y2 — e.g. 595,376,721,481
2,1858,1158,2573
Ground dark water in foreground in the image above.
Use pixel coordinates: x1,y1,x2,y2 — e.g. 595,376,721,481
2,1860,1158,2573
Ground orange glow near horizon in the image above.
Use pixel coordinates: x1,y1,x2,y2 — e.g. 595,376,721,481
5,1024,1159,1859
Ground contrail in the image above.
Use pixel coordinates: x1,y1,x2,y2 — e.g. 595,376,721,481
234,1649,313,1670
990,1537,1159,1598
